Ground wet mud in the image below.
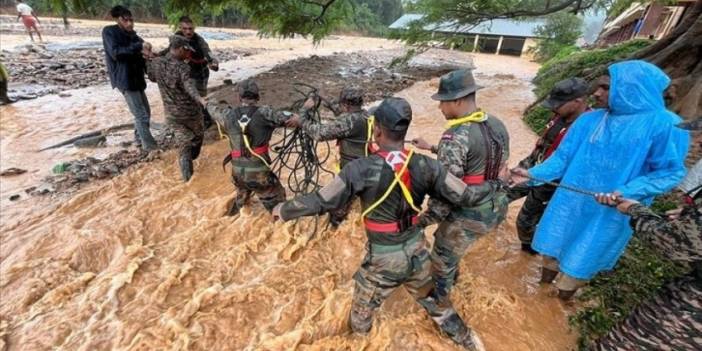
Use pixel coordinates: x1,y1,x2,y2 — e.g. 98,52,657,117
16,51,455,200
1,18,576,351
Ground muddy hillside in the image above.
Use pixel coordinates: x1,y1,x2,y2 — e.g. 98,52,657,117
1,18,576,351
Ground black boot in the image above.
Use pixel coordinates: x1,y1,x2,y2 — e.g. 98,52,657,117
540,267,559,284
440,313,485,351
179,154,193,182
225,198,242,216
558,289,577,301
521,243,538,255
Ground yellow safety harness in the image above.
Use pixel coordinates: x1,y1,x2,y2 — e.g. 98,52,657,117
238,115,271,167
445,110,487,129
361,149,421,218
334,115,375,174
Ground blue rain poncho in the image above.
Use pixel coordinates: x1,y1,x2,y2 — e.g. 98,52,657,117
529,60,689,280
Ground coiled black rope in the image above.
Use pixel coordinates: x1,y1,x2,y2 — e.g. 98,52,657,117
270,83,335,195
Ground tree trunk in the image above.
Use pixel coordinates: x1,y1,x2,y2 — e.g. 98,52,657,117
634,0,702,119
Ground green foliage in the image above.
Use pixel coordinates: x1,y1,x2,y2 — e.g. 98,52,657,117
524,106,552,134
570,234,686,349
531,12,583,62
532,39,652,101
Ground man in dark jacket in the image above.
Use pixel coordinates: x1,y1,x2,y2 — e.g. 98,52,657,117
102,5,157,151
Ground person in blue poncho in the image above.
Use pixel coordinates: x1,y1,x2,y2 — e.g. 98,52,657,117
511,60,689,300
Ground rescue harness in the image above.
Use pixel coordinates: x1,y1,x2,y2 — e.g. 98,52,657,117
362,149,421,233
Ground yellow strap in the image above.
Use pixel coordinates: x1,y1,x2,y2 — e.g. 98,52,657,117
240,124,271,168
445,110,487,129
215,121,229,141
361,149,420,218
365,115,374,157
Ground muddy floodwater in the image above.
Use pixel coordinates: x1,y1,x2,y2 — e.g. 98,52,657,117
1,18,576,350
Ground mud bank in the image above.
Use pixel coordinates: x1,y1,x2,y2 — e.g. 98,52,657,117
1,44,255,99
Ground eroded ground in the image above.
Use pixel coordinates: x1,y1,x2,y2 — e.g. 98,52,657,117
0,18,576,351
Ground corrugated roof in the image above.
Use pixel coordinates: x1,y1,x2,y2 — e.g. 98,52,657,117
389,14,544,38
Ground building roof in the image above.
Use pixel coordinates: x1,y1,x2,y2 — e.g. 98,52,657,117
389,14,544,38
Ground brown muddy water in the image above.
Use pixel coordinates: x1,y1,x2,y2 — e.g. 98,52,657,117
1,19,575,351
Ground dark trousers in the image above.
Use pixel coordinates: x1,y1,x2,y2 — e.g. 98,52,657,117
509,183,557,245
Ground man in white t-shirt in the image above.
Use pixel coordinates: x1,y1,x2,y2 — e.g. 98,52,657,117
16,0,43,42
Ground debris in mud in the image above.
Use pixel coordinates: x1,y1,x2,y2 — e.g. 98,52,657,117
209,51,454,109
1,44,253,98
0,168,27,177
33,51,458,197
8,194,20,201
42,149,160,194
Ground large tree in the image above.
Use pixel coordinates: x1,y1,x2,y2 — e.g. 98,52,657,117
178,0,700,118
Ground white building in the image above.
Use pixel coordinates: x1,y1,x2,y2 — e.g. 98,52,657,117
389,14,543,58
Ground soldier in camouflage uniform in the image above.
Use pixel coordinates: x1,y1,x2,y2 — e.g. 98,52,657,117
206,79,297,216
286,86,372,227
508,78,590,255
159,16,219,128
144,35,206,182
412,69,510,305
273,97,508,350
593,117,702,350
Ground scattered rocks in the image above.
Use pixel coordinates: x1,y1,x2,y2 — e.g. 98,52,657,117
0,168,27,176
9,194,20,201
2,45,253,98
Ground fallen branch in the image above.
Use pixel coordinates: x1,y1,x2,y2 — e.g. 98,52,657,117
38,123,135,151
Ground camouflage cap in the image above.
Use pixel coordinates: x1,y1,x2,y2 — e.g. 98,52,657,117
374,97,412,132
431,69,483,101
339,86,363,106
238,79,260,100
168,35,195,52
542,77,589,110
677,117,702,131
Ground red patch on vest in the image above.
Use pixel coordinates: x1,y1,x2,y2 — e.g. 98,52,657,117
441,133,454,141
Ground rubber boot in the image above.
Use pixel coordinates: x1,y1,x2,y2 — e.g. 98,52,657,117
225,192,250,217
540,267,559,284
179,154,194,182
558,289,577,301
521,243,538,255
440,313,485,351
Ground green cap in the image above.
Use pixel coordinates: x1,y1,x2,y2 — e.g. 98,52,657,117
168,35,194,52
431,69,482,101
238,79,259,100
339,85,363,106
374,97,412,131
541,77,589,110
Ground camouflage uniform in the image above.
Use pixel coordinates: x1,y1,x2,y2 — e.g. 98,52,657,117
161,32,218,126
206,83,293,214
279,98,500,349
420,70,511,303
146,52,204,180
593,189,702,350
301,87,371,225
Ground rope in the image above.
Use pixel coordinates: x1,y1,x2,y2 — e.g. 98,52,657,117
269,83,335,195
517,172,600,197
